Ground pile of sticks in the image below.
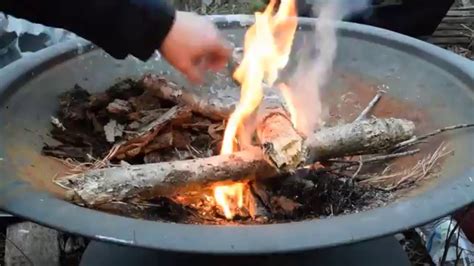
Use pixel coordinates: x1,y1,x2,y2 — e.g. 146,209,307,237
52,74,473,207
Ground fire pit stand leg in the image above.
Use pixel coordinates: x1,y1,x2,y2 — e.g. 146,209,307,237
80,236,410,266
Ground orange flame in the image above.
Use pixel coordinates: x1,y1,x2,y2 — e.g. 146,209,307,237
214,0,298,219
213,183,245,219
221,0,297,155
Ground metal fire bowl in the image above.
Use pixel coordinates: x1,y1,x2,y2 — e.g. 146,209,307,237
0,16,473,253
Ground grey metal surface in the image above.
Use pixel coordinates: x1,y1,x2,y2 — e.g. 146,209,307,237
0,15,473,254
80,236,410,266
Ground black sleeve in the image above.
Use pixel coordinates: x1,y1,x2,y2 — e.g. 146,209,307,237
0,0,176,60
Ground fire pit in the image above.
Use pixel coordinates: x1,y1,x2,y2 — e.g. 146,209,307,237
0,14,473,253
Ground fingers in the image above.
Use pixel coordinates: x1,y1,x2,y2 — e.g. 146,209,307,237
194,39,231,73
183,41,230,84
160,12,231,85
181,62,205,85
206,43,232,71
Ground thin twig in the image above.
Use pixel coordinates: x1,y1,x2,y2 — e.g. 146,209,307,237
394,123,474,151
52,171,74,190
352,156,363,178
328,149,420,166
381,165,392,175
461,23,474,34
174,148,184,160
1,233,34,266
52,143,121,175
394,140,429,151
362,143,452,189
188,144,202,156
185,145,199,159
354,90,385,122
399,145,449,185
360,149,420,164
53,154,119,175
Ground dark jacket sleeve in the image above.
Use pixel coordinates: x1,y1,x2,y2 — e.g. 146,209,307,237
0,0,176,60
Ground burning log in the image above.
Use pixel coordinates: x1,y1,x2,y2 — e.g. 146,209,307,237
256,97,306,171
142,74,306,171
58,118,415,206
257,111,305,171
60,147,274,206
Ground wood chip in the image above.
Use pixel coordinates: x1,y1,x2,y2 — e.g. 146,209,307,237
208,123,225,140
51,116,66,131
104,120,124,143
106,99,132,115
88,92,111,109
113,105,192,159
127,109,167,130
129,90,162,111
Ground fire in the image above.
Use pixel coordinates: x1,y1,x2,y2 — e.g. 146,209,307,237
221,0,297,155
213,183,245,219
214,0,298,219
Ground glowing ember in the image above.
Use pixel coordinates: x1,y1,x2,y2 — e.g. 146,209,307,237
213,182,245,219
214,0,298,219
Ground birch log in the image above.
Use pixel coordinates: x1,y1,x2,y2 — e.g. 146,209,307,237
256,96,306,171
59,118,415,206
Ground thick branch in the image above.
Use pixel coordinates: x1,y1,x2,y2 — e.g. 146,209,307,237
59,147,275,206
141,74,235,120
58,118,414,206
354,90,385,122
306,118,415,162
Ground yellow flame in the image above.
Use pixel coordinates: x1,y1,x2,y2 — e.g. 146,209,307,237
215,0,298,219
213,183,245,219
221,0,297,155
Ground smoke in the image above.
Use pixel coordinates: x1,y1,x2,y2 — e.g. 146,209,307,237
285,0,370,136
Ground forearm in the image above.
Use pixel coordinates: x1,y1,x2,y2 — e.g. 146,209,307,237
0,0,176,60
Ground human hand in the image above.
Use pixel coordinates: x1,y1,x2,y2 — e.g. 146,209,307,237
160,11,231,84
